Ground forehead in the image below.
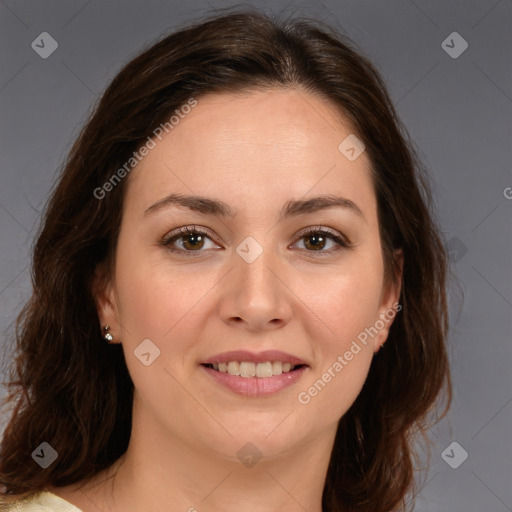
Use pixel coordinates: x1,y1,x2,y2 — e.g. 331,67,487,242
125,88,375,218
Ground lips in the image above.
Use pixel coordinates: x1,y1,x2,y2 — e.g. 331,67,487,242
200,350,309,396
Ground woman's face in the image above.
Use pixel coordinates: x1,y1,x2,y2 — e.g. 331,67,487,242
96,88,401,461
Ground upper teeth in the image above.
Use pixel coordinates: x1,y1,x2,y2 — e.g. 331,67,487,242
212,361,296,377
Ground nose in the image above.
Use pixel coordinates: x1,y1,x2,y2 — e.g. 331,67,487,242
218,242,292,332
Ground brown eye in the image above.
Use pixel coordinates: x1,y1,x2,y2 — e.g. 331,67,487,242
293,227,352,257
162,226,220,254
303,232,329,251
179,231,206,250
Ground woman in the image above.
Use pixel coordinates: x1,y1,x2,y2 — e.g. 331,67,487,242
0,9,451,512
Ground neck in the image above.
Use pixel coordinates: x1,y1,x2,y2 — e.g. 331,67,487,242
74,403,336,512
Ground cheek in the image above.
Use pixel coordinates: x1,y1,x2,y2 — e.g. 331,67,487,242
113,246,207,406
296,346,374,424
114,239,217,345
113,233,170,339
310,252,385,352
294,252,383,415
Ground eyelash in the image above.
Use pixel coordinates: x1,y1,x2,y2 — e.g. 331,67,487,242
160,225,353,258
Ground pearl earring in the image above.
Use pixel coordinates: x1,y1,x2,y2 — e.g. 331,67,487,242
103,325,114,343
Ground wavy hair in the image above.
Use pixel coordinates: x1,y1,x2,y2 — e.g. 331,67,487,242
0,9,451,511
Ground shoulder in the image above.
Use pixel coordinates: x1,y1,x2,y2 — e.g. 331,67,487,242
0,491,83,512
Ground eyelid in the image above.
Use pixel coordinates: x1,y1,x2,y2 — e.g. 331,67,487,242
294,225,353,247
162,225,221,246
166,225,215,239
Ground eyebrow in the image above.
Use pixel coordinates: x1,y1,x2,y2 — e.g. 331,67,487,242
144,193,365,221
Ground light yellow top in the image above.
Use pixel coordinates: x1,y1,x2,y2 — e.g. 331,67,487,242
2,491,82,512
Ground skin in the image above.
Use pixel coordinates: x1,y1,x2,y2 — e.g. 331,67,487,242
48,88,402,512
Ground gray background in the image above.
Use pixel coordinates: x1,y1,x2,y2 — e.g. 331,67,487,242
0,0,511,510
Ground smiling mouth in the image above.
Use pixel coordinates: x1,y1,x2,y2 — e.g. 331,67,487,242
201,361,307,378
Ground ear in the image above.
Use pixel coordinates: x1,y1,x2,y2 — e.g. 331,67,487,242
372,248,404,353
91,262,121,344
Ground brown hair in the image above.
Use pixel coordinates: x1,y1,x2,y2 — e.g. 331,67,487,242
0,8,451,511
